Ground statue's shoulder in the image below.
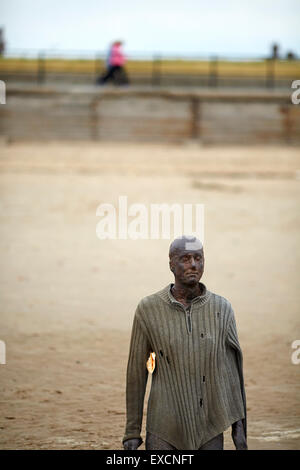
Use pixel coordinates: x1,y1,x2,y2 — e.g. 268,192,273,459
208,290,234,316
136,285,170,313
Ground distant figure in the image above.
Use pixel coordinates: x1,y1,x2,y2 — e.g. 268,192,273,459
97,41,129,86
0,28,5,56
271,42,279,60
286,51,296,61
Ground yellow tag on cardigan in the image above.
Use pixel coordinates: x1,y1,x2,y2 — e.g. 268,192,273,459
146,352,156,374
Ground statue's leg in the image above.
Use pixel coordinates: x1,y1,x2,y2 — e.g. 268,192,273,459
145,432,177,450
199,433,224,450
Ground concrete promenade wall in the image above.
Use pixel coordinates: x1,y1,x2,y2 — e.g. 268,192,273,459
0,85,299,145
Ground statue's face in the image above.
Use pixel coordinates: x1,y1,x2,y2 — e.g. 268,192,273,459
170,248,204,286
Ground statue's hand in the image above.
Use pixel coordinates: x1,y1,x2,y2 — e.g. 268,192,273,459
231,420,248,450
123,438,142,450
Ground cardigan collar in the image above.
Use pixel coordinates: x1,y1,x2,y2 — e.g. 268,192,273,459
157,282,211,308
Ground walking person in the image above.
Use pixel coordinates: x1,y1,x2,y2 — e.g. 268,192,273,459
97,40,129,86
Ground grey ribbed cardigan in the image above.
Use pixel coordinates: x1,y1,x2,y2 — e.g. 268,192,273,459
123,283,247,450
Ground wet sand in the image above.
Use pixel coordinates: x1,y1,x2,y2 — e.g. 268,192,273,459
0,142,299,449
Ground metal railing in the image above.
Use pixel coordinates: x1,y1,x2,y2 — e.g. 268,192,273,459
0,48,299,89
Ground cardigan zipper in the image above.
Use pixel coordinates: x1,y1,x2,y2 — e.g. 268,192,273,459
173,300,193,334
186,306,192,334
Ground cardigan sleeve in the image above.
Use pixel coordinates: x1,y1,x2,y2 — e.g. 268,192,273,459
226,310,242,350
123,307,152,444
226,310,247,439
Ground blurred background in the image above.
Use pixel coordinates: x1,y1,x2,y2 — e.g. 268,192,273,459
0,0,299,451
0,0,300,89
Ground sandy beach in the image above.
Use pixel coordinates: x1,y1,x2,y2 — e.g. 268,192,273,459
0,141,299,450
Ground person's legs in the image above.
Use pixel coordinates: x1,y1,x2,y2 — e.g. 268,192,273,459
199,433,224,450
145,432,177,450
113,66,129,85
97,66,117,84
118,67,130,85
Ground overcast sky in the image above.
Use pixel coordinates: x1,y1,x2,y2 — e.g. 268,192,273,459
1,0,300,58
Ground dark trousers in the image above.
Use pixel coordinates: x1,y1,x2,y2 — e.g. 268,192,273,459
146,432,224,450
97,65,129,85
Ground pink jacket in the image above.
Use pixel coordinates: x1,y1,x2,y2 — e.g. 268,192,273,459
109,44,126,67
